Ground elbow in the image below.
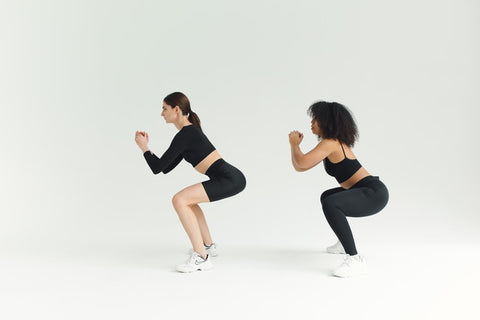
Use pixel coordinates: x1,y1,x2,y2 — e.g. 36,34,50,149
295,159,312,171
292,162,307,172
296,157,315,171
295,159,307,170
161,167,172,175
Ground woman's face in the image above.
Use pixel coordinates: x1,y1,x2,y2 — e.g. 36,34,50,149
161,102,178,123
311,118,321,136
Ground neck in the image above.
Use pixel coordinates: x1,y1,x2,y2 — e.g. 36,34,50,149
174,116,192,130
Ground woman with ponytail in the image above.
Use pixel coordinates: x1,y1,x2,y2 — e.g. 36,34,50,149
135,92,246,273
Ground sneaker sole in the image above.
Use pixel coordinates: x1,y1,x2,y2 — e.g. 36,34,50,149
332,271,368,278
327,249,346,254
176,263,214,273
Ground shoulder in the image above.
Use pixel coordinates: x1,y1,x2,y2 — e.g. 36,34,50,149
186,125,208,139
307,139,338,159
176,125,195,135
171,127,191,143
315,138,338,150
174,125,204,141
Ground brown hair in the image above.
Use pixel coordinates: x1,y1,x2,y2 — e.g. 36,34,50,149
163,92,201,130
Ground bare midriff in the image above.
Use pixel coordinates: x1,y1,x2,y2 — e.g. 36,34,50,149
340,167,371,190
194,150,222,174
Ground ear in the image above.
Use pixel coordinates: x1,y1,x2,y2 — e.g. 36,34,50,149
173,106,181,114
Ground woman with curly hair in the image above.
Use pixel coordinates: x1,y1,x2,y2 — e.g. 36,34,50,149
289,101,389,277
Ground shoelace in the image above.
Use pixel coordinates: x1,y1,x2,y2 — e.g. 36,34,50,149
342,255,363,267
341,255,355,267
185,252,199,265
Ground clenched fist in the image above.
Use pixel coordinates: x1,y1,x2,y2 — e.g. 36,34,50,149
288,130,304,145
135,130,150,152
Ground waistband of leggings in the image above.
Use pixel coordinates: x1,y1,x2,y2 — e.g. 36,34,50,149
351,175,380,188
205,158,226,176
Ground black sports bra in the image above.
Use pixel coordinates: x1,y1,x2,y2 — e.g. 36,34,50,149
324,143,362,183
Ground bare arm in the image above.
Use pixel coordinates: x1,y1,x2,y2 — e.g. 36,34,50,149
289,131,334,171
290,144,308,172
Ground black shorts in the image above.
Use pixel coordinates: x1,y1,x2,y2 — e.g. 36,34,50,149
202,159,246,202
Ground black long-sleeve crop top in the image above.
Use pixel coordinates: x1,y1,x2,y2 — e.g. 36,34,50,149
143,125,216,174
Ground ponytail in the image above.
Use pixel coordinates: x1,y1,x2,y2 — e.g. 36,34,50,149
164,92,202,130
188,111,201,130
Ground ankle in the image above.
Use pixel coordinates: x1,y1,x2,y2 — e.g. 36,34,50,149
194,248,207,258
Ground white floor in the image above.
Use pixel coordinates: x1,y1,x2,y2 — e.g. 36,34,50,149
1,239,478,320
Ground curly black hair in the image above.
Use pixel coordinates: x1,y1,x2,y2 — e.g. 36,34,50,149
307,101,358,147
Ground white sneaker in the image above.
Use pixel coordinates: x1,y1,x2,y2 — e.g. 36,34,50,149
188,243,218,257
176,251,213,273
205,243,218,257
326,240,346,254
332,254,368,278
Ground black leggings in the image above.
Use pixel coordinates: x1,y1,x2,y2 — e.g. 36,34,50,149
320,176,389,255
202,159,246,202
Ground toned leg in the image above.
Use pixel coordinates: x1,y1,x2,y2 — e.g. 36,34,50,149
191,204,213,246
321,187,384,255
172,183,210,258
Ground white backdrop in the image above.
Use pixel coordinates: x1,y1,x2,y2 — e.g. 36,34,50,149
1,0,478,249
0,1,479,318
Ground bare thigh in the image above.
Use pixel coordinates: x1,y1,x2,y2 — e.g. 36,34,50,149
173,183,210,206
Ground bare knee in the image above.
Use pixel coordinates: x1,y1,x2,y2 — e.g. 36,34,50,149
172,193,187,210
172,192,199,210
